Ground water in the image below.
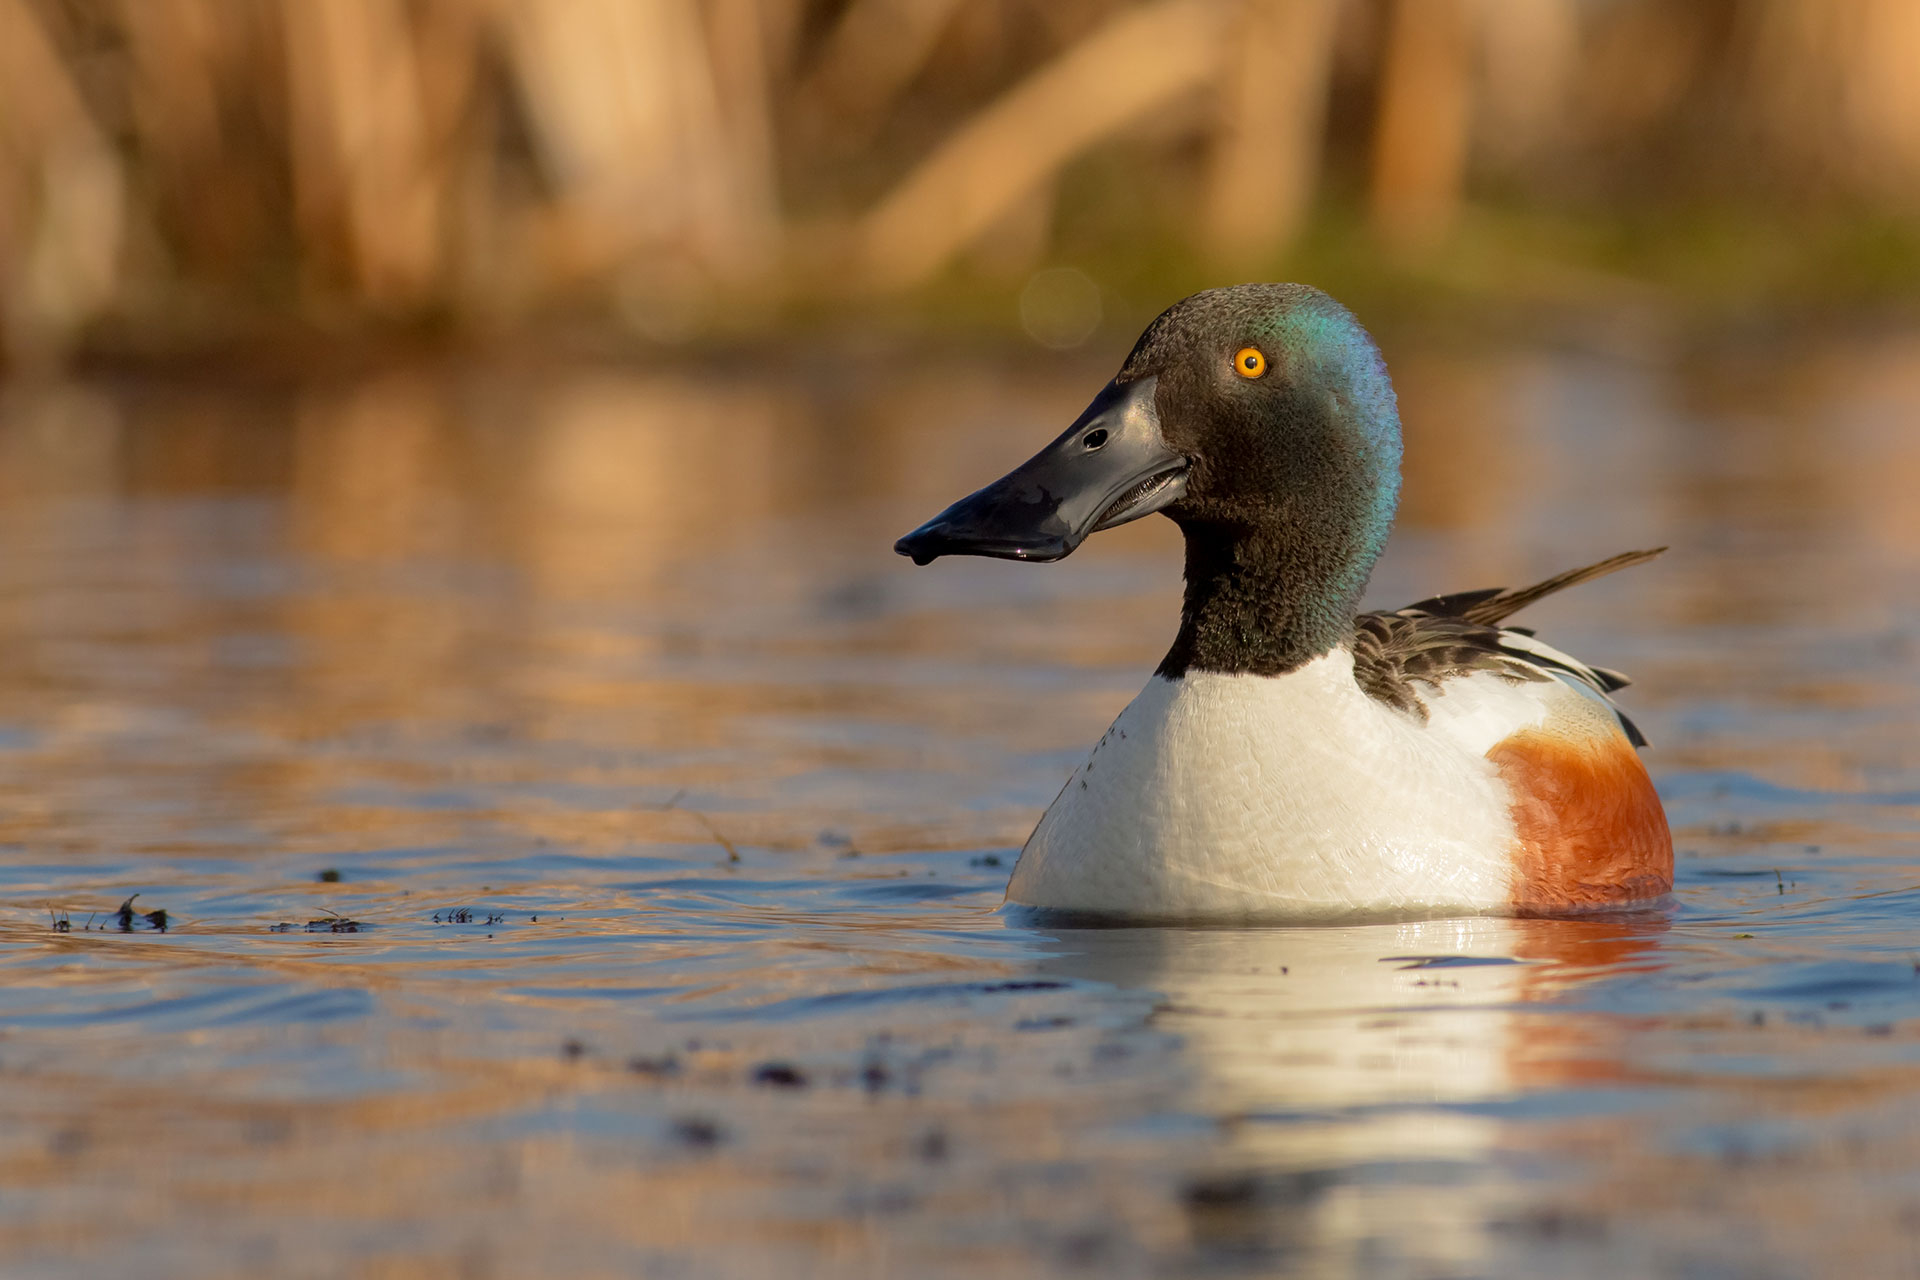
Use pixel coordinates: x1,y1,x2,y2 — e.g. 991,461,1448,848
3,327,1920,1277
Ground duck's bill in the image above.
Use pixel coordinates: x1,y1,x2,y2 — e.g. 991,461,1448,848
893,375,1188,565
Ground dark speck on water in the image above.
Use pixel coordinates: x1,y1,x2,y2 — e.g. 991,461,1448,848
671,1117,724,1149
1183,1172,1263,1210
1490,1207,1610,1243
752,1062,808,1089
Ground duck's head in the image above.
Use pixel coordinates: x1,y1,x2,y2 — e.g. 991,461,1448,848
894,283,1402,579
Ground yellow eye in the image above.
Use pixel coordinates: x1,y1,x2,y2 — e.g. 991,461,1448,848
1233,347,1266,379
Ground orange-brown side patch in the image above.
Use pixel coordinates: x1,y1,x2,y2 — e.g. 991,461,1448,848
1489,728,1673,914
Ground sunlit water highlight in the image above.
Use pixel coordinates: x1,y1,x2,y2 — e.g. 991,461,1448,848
4,331,1920,1276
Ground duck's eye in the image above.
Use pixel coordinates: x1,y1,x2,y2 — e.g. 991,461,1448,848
1082,428,1108,450
1233,347,1267,379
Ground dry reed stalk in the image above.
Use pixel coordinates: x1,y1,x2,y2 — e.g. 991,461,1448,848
1201,0,1341,268
116,0,299,295
117,0,225,189
283,0,446,304
500,0,776,291
857,0,1231,291
1474,0,1578,167
1369,0,1474,252
789,0,969,155
0,0,126,365
704,0,783,262
1743,0,1920,202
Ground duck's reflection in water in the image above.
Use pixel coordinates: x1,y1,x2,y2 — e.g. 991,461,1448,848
1032,914,1667,1266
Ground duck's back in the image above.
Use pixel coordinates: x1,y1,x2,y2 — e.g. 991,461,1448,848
1007,558,1673,922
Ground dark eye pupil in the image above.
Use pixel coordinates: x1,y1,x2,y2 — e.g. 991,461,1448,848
1243,355,1256,368
1083,428,1108,450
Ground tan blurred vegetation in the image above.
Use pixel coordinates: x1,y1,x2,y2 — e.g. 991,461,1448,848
3,0,1920,366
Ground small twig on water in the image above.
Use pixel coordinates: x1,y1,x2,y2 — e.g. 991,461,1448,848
647,788,739,863
689,810,741,863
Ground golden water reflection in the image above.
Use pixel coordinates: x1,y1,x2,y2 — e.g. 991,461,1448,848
4,329,1920,1273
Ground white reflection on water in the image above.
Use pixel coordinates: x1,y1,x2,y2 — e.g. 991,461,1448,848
1038,915,1667,1272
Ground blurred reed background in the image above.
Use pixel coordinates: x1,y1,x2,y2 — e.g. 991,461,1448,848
3,0,1920,367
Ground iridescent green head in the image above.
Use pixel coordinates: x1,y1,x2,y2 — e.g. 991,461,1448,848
1121,282,1402,564
895,282,1404,674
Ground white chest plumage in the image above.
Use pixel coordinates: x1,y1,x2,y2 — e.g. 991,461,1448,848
1008,650,1568,921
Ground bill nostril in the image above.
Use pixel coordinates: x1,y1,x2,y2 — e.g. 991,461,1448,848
1083,428,1108,450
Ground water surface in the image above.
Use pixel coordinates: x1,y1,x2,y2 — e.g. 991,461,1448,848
4,331,1920,1277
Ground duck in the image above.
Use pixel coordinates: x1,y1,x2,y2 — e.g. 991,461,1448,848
894,283,1672,922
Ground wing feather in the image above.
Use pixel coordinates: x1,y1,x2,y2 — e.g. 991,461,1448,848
1353,549,1663,747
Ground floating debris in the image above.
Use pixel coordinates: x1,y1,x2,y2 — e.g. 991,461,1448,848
79,896,172,933
48,897,171,933
317,868,342,883
269,911,363,934
650,789,741,863
433,908,505,925
1181,1172,1263,1210
1015,1015,1075,1032
561,1039,587,1062
670,1116,723,1149
915,1129,950,1163
751,1062,808,1089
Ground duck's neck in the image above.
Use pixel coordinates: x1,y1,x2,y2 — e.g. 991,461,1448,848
1153,526,1365,677
1157,455,1398,680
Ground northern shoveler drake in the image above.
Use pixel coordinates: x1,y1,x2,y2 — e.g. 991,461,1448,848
895,283,1672,922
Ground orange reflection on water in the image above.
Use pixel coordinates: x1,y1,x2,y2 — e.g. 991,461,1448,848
2,331,1920,1273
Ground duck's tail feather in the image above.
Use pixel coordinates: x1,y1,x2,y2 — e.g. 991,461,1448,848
1404,548,1666,628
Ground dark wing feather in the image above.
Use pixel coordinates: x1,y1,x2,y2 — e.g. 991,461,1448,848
1351,610,1554,715
1353,549,1664,747
1401,548,1665,627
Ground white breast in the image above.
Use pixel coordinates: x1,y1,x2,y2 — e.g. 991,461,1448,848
1007,650,1565,921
